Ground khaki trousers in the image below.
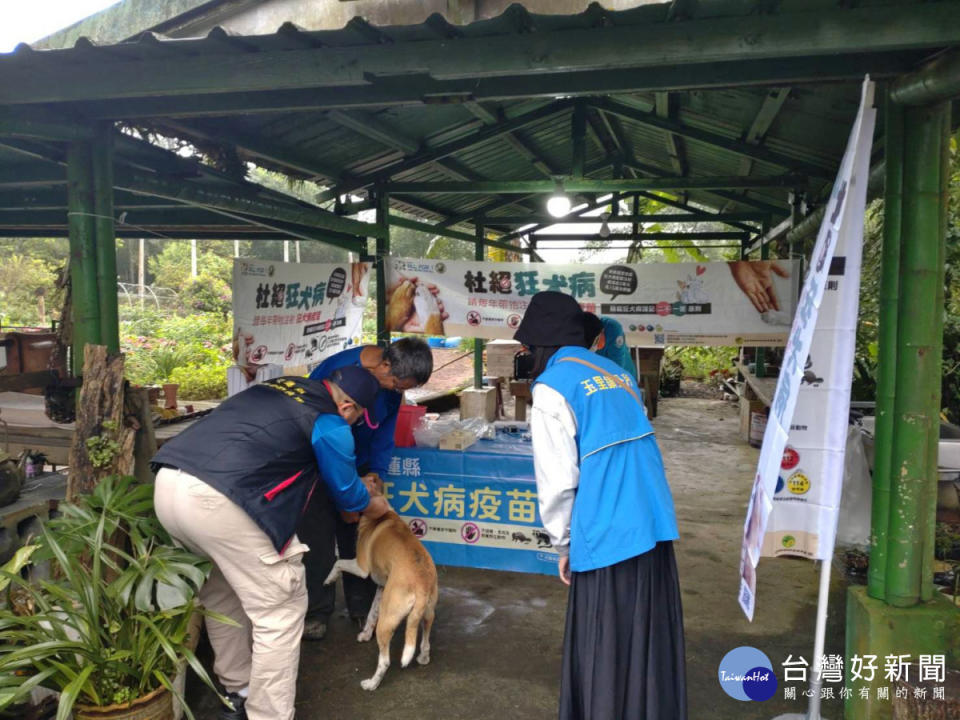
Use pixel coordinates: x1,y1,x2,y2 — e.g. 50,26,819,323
154,468,308,720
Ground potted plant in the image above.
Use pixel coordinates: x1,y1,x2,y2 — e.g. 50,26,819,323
0,475,229,720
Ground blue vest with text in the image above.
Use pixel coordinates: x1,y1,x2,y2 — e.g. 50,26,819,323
535,346,679,572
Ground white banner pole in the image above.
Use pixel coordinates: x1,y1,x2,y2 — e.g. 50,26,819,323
806,557,832,719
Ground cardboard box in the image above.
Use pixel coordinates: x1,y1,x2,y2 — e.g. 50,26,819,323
460,386,497,422
438,429,478,451
486,339,523,378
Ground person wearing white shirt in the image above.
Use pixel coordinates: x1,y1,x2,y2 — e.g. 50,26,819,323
515,291,686,720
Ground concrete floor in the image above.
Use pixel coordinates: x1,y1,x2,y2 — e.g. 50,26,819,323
187,397,849,719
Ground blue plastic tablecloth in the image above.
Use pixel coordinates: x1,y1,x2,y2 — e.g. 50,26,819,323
384,433,557,575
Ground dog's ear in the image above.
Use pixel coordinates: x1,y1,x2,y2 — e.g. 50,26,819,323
363,472,385,496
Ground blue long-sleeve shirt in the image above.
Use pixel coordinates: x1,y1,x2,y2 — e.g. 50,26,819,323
308,346,402,477
310,413,370,512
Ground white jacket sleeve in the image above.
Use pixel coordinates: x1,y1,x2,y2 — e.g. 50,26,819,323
530,383,579,557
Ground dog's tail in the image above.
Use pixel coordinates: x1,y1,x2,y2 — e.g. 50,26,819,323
400,592,429,668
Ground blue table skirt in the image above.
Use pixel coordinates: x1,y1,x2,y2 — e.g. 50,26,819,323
384,435,557,575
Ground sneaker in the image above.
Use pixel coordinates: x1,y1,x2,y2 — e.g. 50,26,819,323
302,618,328,641
219,692,247,720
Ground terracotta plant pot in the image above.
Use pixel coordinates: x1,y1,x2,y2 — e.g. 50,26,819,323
162,383,179,410
74,686,173,720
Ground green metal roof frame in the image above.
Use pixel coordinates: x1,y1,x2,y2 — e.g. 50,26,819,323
0,0,959,254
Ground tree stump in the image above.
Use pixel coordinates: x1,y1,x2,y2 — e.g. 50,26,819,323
126,387,157,485
67,345,135,498
892,669,960,719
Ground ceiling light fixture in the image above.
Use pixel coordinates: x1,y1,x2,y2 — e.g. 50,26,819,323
547,178,571,218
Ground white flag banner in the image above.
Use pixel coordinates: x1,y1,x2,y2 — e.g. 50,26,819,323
231,259,371,375
739,78,877,621
386,257,799,347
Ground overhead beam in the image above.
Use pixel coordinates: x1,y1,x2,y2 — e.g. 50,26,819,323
388,214,531,255
160,119,350,182
0,188,186,210
112,166,382,241
326,109,420,155
630,190,767,234
532,231,746,241
464,101,556,178
386,175,805,194
0,108,94,141
480,212,769,225
4,4,957,106
58,56,914,120
0,227,318,241
594,97,835,180
737,87,792,178
535,242,742,250
316,100,570,202
571,100,587,177
705,189,789,216
655,92,687,176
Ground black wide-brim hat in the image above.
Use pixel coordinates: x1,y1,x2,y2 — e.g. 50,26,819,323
513,291,587,348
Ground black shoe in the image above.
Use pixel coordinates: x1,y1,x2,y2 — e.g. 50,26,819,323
219,692,247,720
302,618,327,641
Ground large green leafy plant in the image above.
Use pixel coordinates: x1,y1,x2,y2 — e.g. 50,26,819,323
0,475,227,720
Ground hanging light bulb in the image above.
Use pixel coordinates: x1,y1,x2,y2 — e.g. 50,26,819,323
598,212,611,238
547,178,570,218
547,195,571,218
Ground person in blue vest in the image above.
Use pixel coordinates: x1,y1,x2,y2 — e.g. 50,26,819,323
514,291,686,720
151,366,388,720
300,337,433,640
583,312,638,381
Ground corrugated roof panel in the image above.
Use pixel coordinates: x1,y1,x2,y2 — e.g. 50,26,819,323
4,1,945,235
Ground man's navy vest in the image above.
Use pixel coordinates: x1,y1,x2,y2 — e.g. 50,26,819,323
153,377,343,553
534,346,679,571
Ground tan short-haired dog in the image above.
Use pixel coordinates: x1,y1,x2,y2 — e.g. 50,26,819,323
324,475,438,691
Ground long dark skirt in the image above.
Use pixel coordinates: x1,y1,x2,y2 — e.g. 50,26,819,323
559,541,687,720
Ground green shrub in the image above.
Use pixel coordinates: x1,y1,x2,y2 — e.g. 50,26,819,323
664,345,737,381
179,274,232,316
169,362,229,400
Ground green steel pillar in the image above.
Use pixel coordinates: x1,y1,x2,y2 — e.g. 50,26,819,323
474,219,485,389
92,123,119,354
868,96,904,601
922,104,952,602
884,101,950,608
375,186,390,347
66,142,101,375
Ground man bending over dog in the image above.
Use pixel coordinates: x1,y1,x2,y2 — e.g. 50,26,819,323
152,366,388,720
300,338,433,640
